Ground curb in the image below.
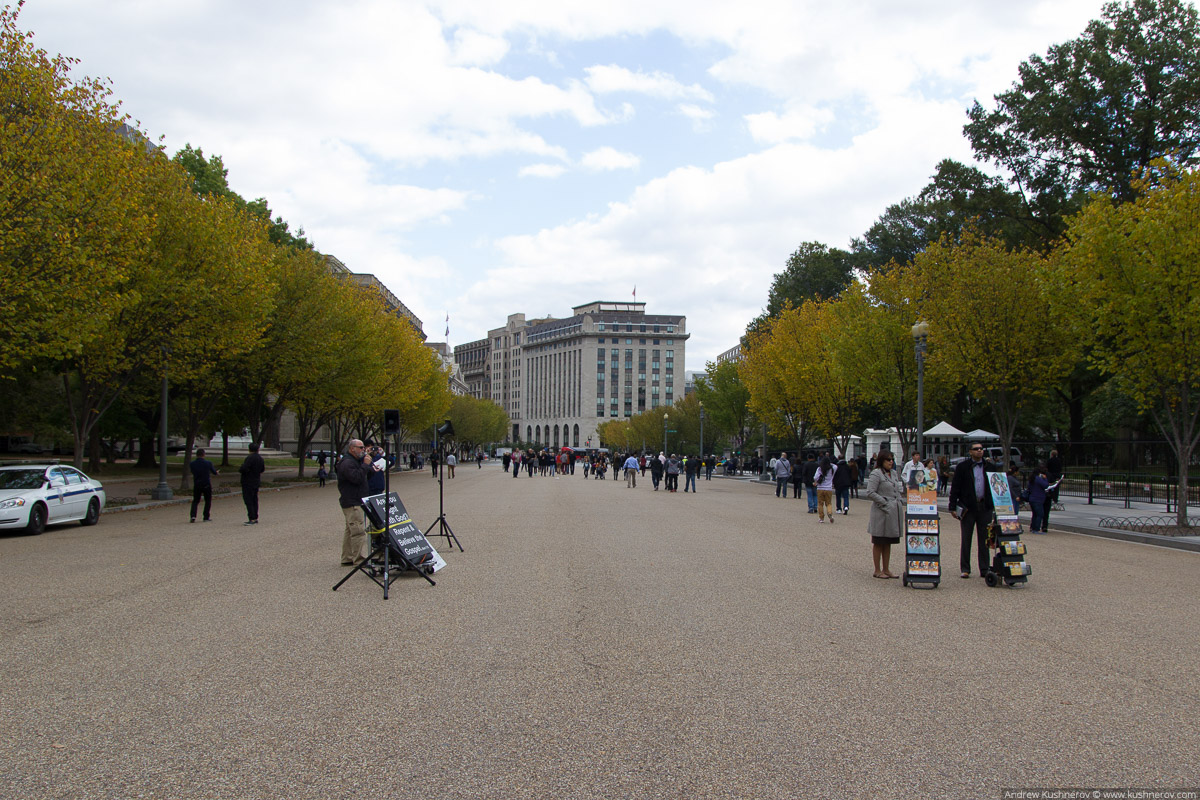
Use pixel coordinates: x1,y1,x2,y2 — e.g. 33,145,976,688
105,478,320,515
1045,522,1200,553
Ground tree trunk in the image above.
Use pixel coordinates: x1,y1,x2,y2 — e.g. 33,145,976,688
135,433,157,470
88,426,102,474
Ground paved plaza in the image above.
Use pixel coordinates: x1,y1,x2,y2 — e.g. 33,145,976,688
1,464,1197,799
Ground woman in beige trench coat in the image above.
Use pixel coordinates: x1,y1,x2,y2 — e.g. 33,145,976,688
865,450,905,578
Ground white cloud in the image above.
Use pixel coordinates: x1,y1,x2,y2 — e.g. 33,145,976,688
580,147,641,172
677,103,716,131
583,64,714,102
744,106,834,144
448,28,510,66
519,163,569,178
483,94,975,366
19,0,1109,366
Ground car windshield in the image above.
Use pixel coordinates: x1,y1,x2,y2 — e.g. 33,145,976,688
0,469,46,490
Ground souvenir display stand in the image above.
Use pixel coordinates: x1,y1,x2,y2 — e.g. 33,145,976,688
902,474,940,589
984,474,1031,588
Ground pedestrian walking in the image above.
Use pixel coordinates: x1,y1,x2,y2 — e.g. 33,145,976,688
774,452,791,498
188,448,219,523
815,455,837,522
683,453,699,493
238,443,265,525
623,453,639,488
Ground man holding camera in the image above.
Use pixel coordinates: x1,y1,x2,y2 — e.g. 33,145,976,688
337,439,372,566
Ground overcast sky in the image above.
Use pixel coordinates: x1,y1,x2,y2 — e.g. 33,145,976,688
19,0,1104,370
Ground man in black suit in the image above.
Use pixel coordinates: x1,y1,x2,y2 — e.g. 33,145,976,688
948,443,997,578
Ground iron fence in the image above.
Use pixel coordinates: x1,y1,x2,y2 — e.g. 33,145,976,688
1059,472,1200,511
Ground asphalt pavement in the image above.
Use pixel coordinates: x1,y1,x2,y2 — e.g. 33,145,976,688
1,463,1197,799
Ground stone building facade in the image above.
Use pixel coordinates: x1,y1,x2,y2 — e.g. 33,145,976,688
479,301,687,449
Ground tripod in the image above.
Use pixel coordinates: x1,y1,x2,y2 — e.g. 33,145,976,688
332,444,437,597
424,423,463,552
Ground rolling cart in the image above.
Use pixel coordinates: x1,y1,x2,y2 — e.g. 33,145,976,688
983,473,1031,588
985,518,1030,587
902,481,940,589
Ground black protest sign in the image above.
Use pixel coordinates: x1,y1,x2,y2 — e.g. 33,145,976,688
363,492,434,566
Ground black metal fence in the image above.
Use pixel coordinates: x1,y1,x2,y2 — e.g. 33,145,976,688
1013,440,1196,473
1059,472,1199,511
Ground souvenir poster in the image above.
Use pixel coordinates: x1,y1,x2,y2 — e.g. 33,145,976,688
907,559,938,576
906,534,939,555
987,472,1018,517
999,519,1022,536
906,487,938,517
907,518,934,534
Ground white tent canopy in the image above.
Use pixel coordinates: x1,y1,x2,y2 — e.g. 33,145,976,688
964,428,1000,440
924,421,966,437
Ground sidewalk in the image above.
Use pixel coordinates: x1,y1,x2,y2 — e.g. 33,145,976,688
711,471,1200,552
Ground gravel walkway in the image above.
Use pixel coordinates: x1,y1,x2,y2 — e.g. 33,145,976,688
1,465,1196,799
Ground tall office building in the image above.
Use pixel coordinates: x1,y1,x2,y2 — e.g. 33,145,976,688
453,337,491,399
486,301,688,449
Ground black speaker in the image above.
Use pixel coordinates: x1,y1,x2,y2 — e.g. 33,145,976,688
437,419,455,437
383,409,400,434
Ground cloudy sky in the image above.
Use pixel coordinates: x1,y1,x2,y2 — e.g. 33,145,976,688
19,0,1103,369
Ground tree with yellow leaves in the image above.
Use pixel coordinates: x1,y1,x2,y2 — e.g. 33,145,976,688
0,4,152,376
911,232,1077,468
1058,166,1200,526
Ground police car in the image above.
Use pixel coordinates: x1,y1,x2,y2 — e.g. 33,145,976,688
0,464,106,534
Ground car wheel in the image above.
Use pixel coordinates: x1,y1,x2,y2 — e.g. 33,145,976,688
80,497,101,527
26,503,47,535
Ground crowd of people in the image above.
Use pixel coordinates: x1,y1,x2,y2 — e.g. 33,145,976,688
322,437,1066,585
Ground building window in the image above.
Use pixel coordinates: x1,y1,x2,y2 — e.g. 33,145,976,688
598,338,604,343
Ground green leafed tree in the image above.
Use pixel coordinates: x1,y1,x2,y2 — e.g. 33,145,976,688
693,358,752,452
965,0,1200,207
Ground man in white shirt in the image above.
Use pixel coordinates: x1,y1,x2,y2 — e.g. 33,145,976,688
901,451,923,486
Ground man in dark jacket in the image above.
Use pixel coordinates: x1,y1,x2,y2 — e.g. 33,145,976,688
949,444,999,578
189,448,219,523
336,439,372,566
833,456,852,514
802,454,819,512
238,443,265,526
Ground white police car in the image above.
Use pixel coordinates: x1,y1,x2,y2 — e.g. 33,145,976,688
0,464,106,534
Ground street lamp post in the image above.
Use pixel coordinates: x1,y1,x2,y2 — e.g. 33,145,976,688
760,421,768,481
699,402,705,460
911,320,929,459
663,413,669,454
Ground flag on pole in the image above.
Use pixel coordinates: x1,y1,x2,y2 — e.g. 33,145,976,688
445,313,449,339
633,285,637,301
